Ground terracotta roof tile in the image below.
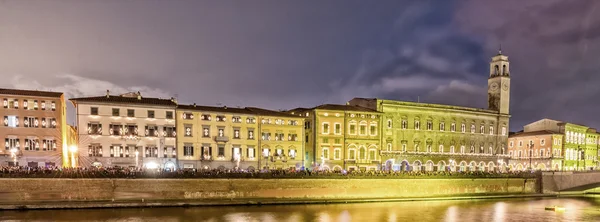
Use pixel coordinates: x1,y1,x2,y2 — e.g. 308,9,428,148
70,95,177,106
0,88,63,98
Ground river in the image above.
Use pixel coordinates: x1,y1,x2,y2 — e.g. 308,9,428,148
1,196,600,222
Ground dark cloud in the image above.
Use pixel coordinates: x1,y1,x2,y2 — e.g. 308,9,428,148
2,0,600,131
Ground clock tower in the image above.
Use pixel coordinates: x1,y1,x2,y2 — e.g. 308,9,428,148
487,50,510,114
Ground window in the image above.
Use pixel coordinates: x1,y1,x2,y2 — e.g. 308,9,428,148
51,101,56,111
288,120,298,125
112,108,120,116
334,138,340,144
262,148,270,157
289,149,296,158
145,125,159,137
540,139,545,146
348,149,356,159
124,125,138,136
387,143,392,151
359,121,367,135
24,138,37,151
183,144,194,156
248,147,255,158
490,126,494,135
470,124,475,133
450,146,455,153
144,146,158,158
166,111,173,119
201,114,211,121
402,144,407,152
127,109,135,117
262,132,271,141
233,129,240,139
370,124,377,135
368,150,376,160
147,110,155,118
218,128,225,137
33,100,38,110
246,117,256,123
23,117,38,128
289,134,298,141
2,99,7,108
163,126,176,137
451,123,456,132
23,100,28,110
427,121,433,130
322,123,330,134
232,116,242,123
87,123,102,135
334,149,341,160
183,113,194,120
460,146,465,153
501,127,506,136
202,146,212,160
461,124,466,133
401,120,407,129
89,144,102,157
509,141,514,147
440,122,445,131
91,107,99,115
216,115,226,122
439,145,444,153
359,148,366,160
387,119,392,129
540,149,544,157
248,130,254,140
13,99,18,109
274,133,284,141
480,125,485,134
334,123,341,134
426,145,432,152
41,101,46,110
109,124,123,135
518,141,523,147
349,123,357,134
4,116,18,127
185,125,193,137
414,120,420,130
322,148,329,159
201,127,209,137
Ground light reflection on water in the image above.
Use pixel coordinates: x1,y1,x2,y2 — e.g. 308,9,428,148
2,197,600,222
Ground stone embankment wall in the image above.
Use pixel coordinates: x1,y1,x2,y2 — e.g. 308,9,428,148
0,178,537,203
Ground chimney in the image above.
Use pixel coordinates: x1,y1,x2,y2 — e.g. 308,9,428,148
193,103,197,107
106,90,110,98
170,97,178,105
224,106,227,109
137,91,141,100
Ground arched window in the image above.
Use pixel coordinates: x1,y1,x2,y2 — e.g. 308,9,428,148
502,65,507,75
359,147,367,159
450,146,455,153
439,145,444,153
387,119,392,129
494,65,499,75
460,146,465,154
387,143,392,151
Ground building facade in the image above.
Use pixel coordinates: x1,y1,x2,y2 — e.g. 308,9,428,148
507,130,563,171
0,88,68,167
70,91,178,169
250,107,305,171
348,52,512,172
514,118,599,171
176,104,259,170
288,104,382,172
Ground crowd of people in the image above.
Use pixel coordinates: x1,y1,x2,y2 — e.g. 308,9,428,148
0,166,539,179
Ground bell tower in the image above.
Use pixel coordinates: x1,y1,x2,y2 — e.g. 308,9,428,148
487,49,510,114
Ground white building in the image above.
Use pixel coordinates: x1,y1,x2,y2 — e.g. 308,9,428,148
70,91,178,169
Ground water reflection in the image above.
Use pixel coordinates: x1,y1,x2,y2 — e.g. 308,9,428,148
2,197,600,222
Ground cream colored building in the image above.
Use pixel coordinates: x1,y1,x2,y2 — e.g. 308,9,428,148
0,88,68,167
176,104,259,170
70,91,178,169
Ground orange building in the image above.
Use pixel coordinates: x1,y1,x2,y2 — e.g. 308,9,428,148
0,88,68,167
507,130,563,171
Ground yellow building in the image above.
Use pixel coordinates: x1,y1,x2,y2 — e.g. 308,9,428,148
177,104,259,170
247,107,305,170
289,104,381,172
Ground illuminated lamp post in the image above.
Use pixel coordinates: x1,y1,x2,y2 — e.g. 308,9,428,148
69,145,78,167
10,148,18,166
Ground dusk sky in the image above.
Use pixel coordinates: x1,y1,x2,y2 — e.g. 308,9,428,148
1,0,599,131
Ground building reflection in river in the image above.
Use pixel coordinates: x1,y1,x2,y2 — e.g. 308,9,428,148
2,197,600,222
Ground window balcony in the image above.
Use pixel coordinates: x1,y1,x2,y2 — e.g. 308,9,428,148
214,136,229,143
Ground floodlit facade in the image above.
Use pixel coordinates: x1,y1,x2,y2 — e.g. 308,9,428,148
507,130,564,171
288,104,382,172
70,91,178,169
176,104,259,170
0,88,68,167
348,52,512,172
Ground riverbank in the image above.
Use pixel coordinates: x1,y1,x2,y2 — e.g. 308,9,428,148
0,194,560,210
0,178,539,210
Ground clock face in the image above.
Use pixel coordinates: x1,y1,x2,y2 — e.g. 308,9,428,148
502,82,509,91
490,82,499,92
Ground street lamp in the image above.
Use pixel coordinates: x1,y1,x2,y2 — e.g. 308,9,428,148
9,148,18,166
69,145,78,168
529,141,534,171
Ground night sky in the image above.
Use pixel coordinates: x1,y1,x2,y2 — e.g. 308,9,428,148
1,0,599,131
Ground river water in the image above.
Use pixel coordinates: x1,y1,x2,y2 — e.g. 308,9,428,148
1,197,600,222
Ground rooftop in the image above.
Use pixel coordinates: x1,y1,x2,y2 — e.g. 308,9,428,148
177,104,255,115
0,88,63,98
70,92,177,107
245,107,302,118
313,104,379,112
509,130,558,138
353,97,500,114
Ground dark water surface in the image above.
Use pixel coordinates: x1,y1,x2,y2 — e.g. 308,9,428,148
2,197,600,222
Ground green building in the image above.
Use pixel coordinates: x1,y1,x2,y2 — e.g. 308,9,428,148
347,52,512,172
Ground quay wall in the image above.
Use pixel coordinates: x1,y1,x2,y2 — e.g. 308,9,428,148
0,178,537,204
